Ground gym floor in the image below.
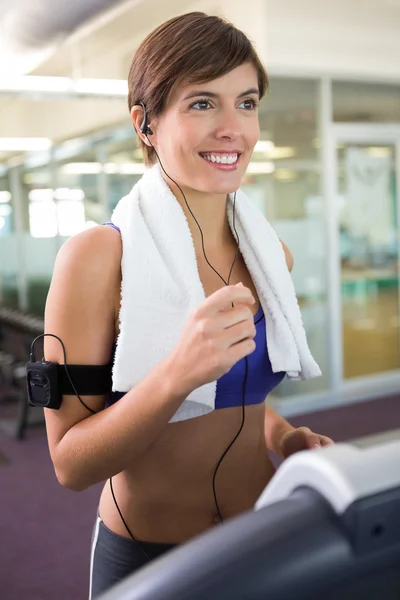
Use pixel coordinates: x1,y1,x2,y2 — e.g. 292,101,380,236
1,393,400,600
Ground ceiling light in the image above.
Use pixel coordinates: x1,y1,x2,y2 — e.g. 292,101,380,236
54,188,85,201
254,140,275,153
23,172,51,186
104,163,118,174
0,191,11,203
112,163,146,175
61,162,103,175
246,162,275,174
29,189,54,202
0,138,52,152
85,221,99,229
268,147,296,160
0,76,71,93
61,162,146,175
0,76,128,98
73,79,128,96
366,147,391,158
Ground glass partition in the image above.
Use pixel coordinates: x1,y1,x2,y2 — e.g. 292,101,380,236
333,81,400,123
2,75,400,410
255,78,329,396
98,79,330,398
337,143,400,378
103,135,143,217
19,163,57,315
18,146,108,316
54,147,105,231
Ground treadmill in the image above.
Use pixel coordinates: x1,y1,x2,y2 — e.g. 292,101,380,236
99,429,400,600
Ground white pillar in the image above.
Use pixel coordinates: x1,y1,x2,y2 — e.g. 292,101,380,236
9,166,28,312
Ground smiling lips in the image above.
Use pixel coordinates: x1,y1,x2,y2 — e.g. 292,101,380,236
199,151,241,169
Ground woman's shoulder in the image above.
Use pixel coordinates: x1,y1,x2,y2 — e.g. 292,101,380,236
52,225,122,300
56,224,121,270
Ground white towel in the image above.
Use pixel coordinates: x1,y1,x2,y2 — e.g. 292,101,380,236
111,164,321,422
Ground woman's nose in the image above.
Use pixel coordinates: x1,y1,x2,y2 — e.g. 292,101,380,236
214,109,243,140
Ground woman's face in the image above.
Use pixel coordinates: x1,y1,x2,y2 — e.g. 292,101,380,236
150,62,260,195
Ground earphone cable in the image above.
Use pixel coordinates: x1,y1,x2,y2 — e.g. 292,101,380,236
148,142,239,287
109,477,151,560
145,132,249,525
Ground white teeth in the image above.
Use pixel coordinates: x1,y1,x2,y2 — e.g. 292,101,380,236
202,153,238,165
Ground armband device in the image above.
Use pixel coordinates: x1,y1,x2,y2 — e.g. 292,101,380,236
26,333,112,411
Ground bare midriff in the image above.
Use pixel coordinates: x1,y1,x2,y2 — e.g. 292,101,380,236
98,403,275,544
98,238,276,544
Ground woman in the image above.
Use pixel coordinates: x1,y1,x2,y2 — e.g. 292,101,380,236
43,12,333,599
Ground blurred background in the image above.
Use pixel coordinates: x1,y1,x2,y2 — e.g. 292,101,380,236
0,0,400,599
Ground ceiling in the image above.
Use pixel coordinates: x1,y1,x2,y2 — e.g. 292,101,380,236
31,0,198,79
0,0,399,165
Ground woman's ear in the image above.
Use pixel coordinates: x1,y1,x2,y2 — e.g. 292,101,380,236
130,105,152,146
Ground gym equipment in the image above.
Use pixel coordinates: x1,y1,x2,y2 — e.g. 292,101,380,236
99,429,400,600
0,306,44,438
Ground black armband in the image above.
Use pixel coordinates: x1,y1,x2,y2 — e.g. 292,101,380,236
26,360,113,409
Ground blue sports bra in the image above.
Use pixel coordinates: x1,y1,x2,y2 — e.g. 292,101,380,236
103,222,285,410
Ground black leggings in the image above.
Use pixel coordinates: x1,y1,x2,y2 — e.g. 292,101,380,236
89,515,177,599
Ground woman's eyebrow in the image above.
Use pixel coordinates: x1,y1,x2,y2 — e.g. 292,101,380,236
237,87,260,98
182,87,260,101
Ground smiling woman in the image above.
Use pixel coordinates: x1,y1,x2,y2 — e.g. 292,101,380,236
127,12,268,167
41,11,326,600
131,63,262,195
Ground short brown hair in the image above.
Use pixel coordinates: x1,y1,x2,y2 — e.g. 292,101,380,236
128,12,269,165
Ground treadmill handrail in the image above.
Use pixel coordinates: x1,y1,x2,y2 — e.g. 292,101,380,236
255,438,400,514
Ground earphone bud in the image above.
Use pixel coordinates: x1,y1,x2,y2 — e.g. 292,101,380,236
139,102,153,136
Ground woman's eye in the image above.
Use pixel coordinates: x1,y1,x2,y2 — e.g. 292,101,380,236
190,98,258,111
190,99,212,111
239,98,258,110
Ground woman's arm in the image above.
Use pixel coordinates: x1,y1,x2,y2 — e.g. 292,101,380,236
264,405,334,459
45,227,257,492
264,405,295,458
44,226,187,492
